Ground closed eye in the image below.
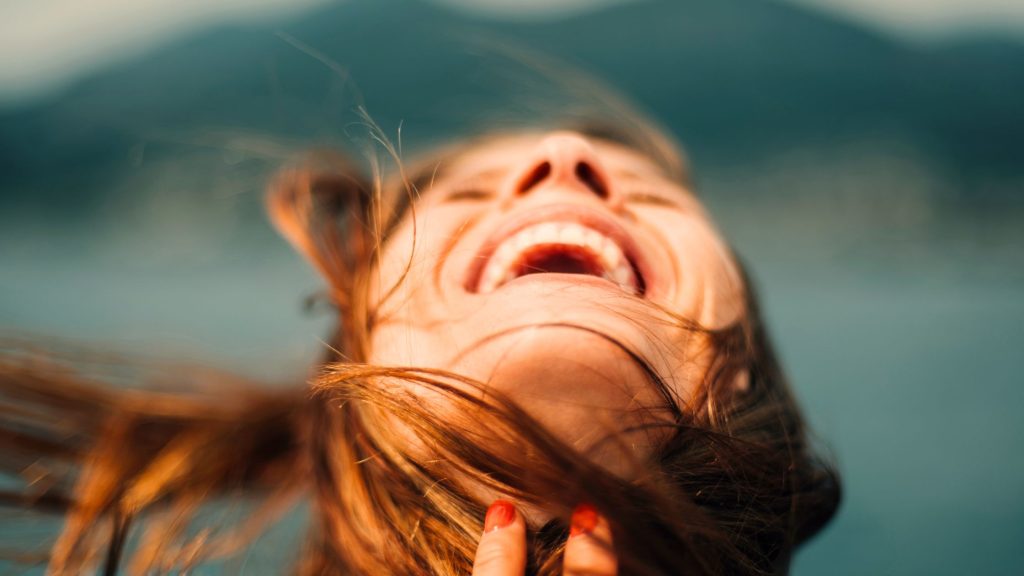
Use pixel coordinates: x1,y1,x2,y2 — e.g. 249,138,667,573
444,188,494,202
623,190,682,208
435,166,506,203
442,176,499,202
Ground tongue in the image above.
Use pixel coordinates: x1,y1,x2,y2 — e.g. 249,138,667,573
515,247,604,278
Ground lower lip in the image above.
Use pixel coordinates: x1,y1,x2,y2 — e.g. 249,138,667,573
475,272,636,295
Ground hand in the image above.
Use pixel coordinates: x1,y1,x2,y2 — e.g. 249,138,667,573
471,500,617,576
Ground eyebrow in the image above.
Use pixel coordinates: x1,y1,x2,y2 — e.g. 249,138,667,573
612,168,650,181
410,160,507,196
409,161,444,195
406,148,471,194
451,166,506,183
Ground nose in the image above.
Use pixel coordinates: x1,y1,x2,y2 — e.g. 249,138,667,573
503,132,621,209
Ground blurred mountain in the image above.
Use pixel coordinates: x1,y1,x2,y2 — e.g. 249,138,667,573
1,0,1022,217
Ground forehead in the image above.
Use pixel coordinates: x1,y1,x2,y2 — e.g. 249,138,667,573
432,133,671,182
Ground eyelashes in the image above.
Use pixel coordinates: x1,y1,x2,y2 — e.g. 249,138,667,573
443,187,495,202
438,182,683,209
441,175,500,203
622,190,681,208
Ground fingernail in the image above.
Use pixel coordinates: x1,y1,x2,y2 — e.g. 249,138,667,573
483,500,516,533
569,502,599,538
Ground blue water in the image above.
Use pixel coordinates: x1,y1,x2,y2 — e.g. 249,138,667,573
767,262,1024,575
722,202,1024,575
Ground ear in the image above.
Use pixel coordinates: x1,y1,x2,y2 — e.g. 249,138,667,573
732,369,751,393
267,151,376,361
266,150,371,298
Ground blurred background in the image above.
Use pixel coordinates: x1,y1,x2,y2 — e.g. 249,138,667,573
1,0,1022,573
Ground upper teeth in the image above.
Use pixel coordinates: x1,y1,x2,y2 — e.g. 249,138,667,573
477,221,637,294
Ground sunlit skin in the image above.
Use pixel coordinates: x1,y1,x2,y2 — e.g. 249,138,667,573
368,131,745,474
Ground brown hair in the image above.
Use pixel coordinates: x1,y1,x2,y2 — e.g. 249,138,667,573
0,127,839,575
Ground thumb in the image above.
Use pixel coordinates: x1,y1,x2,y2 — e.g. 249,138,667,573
472,500,527,576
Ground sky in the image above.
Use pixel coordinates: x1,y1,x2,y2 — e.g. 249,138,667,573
1,0,1022,105
782,0,1024,35
436,0,1024,33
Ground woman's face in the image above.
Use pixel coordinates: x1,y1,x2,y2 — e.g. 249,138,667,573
368,131,744,471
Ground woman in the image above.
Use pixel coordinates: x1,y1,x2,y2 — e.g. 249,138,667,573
0,121,839,575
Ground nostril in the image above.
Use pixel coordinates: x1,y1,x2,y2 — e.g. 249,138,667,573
574,161,608,199
516,161,551,195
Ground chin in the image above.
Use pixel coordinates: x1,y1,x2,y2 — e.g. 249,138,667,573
449,323,675,470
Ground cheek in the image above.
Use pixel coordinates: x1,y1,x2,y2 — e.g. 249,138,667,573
691,230,744,328
370,219,416,307
370,207,467,320
369,208,490,369
642,211,744,329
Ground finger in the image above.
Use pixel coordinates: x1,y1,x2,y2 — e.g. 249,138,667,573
472,500,527,576
563,503,617,576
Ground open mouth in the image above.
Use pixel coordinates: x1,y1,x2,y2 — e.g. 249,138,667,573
467,217,647,295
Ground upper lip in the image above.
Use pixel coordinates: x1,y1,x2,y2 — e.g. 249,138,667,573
463,204,649,295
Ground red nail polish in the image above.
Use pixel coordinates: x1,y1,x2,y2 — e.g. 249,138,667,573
484,500,516,533
569,503,599,538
